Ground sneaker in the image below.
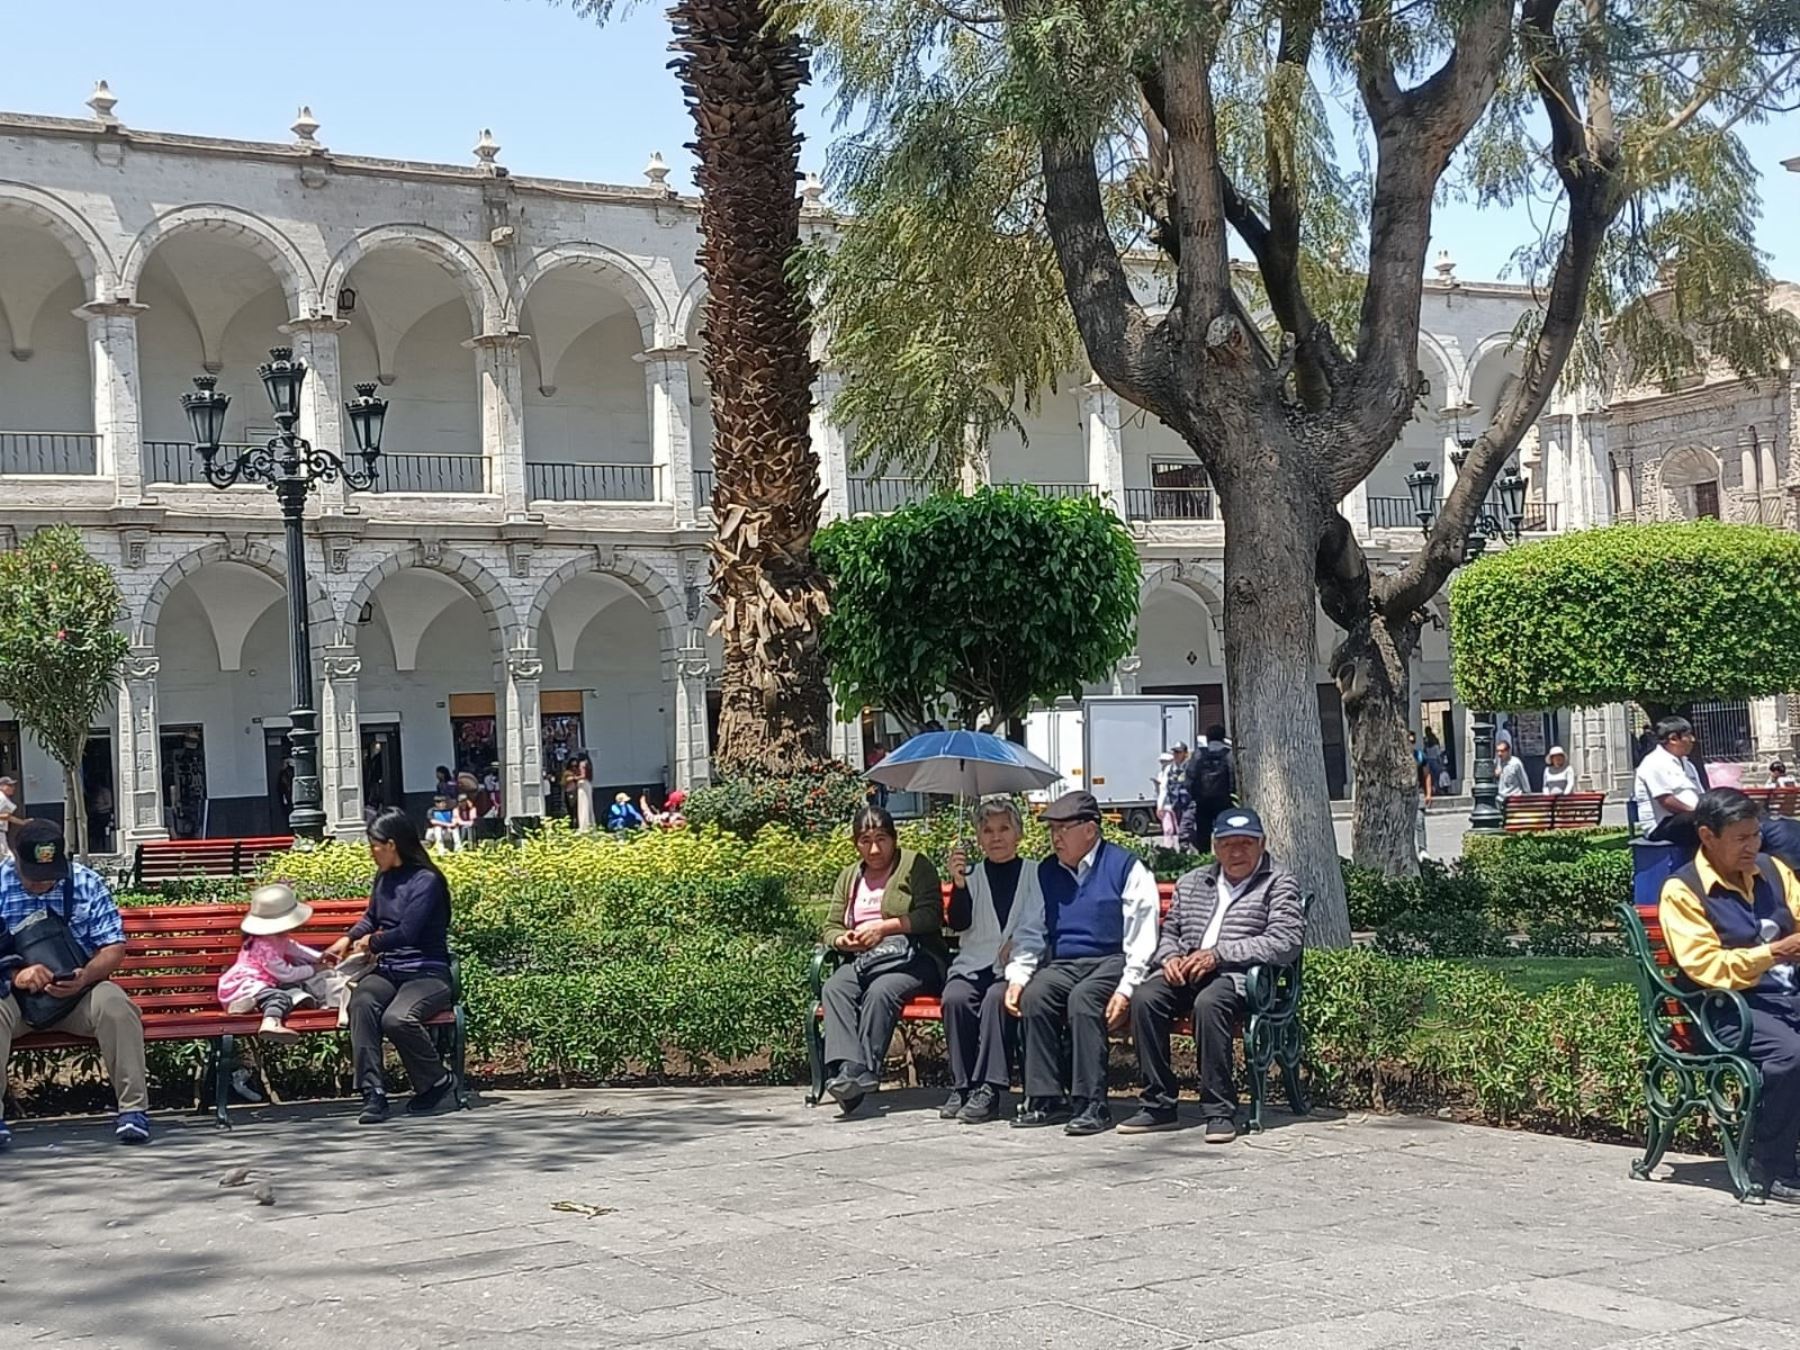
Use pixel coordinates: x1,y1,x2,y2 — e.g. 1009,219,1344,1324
1010,1098,1072,1129
958,1084,1005,1125
1064,1101,1114,1136
114,1111,151,1145
230,1068,265,1104
1117,1107,1181,1134
404,1075,458,1116
358,1091,390,1125
258,1014,299,1043
1203,1116,1238,1145
938,1088,967,1120
1766,1177,1800,1205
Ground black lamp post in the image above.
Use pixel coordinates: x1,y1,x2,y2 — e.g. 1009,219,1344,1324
1409,455,1530,833
181,347,388,840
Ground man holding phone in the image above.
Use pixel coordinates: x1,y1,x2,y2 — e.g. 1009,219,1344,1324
0,819,148,1148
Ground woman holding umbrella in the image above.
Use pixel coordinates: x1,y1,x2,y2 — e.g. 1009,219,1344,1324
819,805,947,1114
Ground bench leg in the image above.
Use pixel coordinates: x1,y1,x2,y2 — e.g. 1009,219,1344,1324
452,1006,471,1109
213,1035,235,1129
805,1003,826,1107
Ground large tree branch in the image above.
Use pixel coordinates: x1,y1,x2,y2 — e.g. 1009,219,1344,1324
1160,36,1237,345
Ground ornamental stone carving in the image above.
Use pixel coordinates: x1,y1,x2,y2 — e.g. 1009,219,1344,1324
123,653,161,681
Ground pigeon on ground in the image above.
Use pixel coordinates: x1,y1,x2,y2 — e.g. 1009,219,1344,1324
219,1166,254,1188
250,1182,276,1207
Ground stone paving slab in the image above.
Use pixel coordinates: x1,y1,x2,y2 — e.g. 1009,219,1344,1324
1,1087,1797,1349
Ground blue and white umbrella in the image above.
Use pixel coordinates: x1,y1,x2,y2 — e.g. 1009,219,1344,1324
863,729,1060,798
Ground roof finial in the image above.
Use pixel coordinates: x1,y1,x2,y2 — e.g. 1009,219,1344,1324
292,106,322,150
1434,249,1457,281
800,171,826,209
87,80,120,128
644,151,671,193
473,128,502,173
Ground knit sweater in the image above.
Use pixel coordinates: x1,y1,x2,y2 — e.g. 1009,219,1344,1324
345,863,453,978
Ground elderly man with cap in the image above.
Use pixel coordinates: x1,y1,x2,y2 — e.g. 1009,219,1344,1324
0,820,149,1148
1004,790,1160,1135
1118,806,1304,1142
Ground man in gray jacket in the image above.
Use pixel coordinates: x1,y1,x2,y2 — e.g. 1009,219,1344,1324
1118,807,1304,1142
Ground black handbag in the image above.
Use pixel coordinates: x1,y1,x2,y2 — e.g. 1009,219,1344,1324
851,933,916,978
9,876,93,1029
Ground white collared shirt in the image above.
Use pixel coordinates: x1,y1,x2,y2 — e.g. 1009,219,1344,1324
1200,871,1244,951
1012,838,1160,998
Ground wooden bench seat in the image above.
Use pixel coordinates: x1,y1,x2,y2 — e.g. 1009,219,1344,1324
1742,786,1800,818
1503,792,1606,832
12,899,466,1126
131,835,295,890
805,881,1310,1131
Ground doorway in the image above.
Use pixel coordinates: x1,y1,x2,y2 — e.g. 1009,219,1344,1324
540,701,585,820
262,729,293,836
83,731,115,851
161,724,208,839
1419,698,1458,790
361,723,405,820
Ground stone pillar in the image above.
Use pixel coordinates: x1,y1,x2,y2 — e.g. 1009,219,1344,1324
638,344,697,523
469,332,530,518
1111,651,1142,696
78,301,148,503
1578,409,1610,526
116,648,167,845
674,639,713,789
501,647,546,820
284,316,351,513
1079,379,1126,518
1751,696,1782,763
1346,483,1371,537
812,368,851,522
319,643,364,839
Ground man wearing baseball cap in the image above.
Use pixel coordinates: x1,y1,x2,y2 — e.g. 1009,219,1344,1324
1118,806,1304,1142
0,819,148,1148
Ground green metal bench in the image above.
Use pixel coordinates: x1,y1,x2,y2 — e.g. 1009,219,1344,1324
805,886,1311,1131
1619,897,1765,1202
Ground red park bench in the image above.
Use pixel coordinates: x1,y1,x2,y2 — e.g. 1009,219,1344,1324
805,880,1310,1131
1502,792,1606,832
12,898,467,1127
1743,786,1800,818
131,835,296,890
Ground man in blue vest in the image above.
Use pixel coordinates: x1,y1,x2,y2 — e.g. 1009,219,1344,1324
1660,788,1800,1201
1005,790,1160,1135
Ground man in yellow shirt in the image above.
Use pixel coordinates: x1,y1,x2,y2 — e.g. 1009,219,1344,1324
1660,788,1800,1201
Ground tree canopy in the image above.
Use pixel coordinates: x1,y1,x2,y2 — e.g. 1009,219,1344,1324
813,486,1141,729
1449,522,1800,712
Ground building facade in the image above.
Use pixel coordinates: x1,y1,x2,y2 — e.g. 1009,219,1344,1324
0,95,1709,844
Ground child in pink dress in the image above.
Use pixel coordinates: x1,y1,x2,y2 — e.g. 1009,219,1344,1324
218,883,329,1042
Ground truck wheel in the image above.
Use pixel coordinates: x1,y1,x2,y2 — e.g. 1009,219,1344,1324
1123,808,1154,836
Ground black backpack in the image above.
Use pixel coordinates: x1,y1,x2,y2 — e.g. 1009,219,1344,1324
1188,744,1234,803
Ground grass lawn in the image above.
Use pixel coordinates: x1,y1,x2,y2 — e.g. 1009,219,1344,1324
1459,955,1635,995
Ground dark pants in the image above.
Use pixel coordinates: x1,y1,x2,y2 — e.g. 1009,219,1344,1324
350,971,455,1096
1182,797,1232,852
1132,969,1246,1120
821,950,940,1078
1021,953,1125,1103
1746,992,1800,1177
256,988,296,1019
942,970,1017,1090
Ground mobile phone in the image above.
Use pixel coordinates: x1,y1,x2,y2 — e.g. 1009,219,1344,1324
50,968,81,983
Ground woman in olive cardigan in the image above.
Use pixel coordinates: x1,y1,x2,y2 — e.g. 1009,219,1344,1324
819,804,947,1114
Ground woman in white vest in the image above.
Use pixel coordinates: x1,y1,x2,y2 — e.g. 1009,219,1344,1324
939,796,1043,1125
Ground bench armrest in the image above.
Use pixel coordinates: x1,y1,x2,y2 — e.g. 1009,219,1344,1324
809,944,846,1000
1617,900,1754,1058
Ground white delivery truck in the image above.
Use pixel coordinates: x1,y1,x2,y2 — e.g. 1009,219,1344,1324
1025,694,1200,833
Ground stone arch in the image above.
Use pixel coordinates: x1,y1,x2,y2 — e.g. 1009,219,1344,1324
337,545,520,663
1139,560,1226,668
525,551,684,678
322,225,503,333
1659,444,1722,489
0,182,117,296
674,274,708,348
1465,331,1519,375
135,540,335,654
120,205,316,314
1416,330,1459,407
509,243,669,347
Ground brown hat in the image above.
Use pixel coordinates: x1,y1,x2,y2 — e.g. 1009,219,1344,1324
1043,791,1101,824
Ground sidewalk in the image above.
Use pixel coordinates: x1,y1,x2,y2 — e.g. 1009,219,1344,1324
1,1086,1793,1348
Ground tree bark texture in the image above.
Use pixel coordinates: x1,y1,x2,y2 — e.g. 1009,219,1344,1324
673,0,831,773
1331,613,1422,879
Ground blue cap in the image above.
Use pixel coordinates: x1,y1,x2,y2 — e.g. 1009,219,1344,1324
1212,807,1264,841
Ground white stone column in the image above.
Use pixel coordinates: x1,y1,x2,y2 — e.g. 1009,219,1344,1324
116,648,167,845
829,695,866,770
1080,379,1126,518
1577,409,1609,527
674,639,713,788
469,332,530,518
1751,696,1782,763
638,343,697,523
812,368,851,522
1346,484,1371,537
319,643,364,838
284,316,350,513
501,648,546,819
78,301,148,503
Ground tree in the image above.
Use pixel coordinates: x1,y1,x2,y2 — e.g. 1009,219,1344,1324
571,0,831,773
785,0,1800,934
1450,522,1800,721
814,486,1142,729
0,527,129,853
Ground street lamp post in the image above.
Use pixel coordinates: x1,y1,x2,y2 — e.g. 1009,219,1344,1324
1406,456,1529,834
181,347,388,840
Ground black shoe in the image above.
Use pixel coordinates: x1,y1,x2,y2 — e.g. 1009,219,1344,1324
405,1074,458,1116
1117,1107,1180,1134
1766,1176,1800,1204
939,1088,968,1120
958,1085,1005,1125
357,1092,390,1125
1011,1098,1071,1129
1064,1101,1113,1136
834,1090,866,1118
824,1065,877,1104
1203,1116,1238,1144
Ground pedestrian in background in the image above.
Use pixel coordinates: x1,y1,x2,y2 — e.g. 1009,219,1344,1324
1541,746,1576,795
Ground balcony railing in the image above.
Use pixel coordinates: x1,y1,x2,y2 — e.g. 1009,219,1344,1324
0,431,99,476
144,439,262,485
1124,486,1216,521
1367,495,1419,529
693,469,716,509
848,477,933,514
527,461,658,502
371,453,488,495
1026,482,1100,500
1519,501,1560,533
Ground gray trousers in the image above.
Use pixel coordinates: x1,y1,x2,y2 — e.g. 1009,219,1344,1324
349,971,454,1096
820,949,940,1077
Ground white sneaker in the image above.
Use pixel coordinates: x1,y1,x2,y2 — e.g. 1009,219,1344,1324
259,1015,299,1043
230,1068,265,1103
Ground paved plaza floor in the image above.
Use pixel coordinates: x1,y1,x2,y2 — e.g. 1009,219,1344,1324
2,1086,1796,1349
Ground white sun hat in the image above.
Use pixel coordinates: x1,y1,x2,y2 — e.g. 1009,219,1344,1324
240,883,314,936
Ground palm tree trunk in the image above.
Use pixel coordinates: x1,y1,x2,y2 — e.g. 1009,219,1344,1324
672,0,831,773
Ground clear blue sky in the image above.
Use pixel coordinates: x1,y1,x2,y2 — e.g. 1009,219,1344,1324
6,0,1797,284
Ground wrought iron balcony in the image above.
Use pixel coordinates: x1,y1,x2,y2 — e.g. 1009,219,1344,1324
0,430,100,476
527,461,659,502
1124,485,1216,522
369,453,489,495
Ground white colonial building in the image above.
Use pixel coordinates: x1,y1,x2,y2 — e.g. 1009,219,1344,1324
4,89,1772,845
